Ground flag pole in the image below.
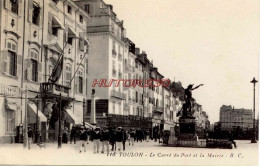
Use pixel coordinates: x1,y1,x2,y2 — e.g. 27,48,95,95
68,51,88,87
23,85,28,149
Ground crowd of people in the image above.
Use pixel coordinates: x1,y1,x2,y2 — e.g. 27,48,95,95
63,125,168,154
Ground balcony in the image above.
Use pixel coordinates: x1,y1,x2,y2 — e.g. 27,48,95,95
88,25,112,33
111,90,126,100
40,83,70,96
153,114,163,120
112,49,117,57
153,105,164,113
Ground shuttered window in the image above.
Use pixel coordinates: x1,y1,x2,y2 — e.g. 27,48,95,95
31,59,38,82
65,64,72,86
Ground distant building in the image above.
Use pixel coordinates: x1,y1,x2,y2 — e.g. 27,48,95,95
219,105,253,131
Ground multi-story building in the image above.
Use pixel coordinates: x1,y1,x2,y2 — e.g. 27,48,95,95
163,85,174,130
79,0,130,126
0,0,90,143
219,105,253,131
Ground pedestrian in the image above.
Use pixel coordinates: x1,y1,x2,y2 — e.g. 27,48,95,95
158,130,162,144
122,129,127,151
28,126,33,150
91,127,101,153
129,129,135,146
70,126,77,144
101,126,110,154
116,127,123,151
86,128,91,144
110,128,116,151
79,126,87,153
146,129,150,142
228,131,237,148
62,127,68,144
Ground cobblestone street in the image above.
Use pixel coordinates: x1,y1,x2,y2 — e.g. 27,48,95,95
0,140,258,165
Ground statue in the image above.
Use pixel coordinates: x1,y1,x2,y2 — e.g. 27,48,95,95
92,89,95,96
177,84,203,118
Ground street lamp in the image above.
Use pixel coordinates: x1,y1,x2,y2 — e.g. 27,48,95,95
250,77,258,143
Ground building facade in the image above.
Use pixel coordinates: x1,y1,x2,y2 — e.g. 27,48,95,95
0,0,90,143
219,105,253,131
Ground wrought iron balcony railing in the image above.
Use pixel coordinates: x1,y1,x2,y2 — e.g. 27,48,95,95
40,83,70,96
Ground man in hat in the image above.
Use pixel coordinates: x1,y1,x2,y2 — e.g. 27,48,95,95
116,127,123,151
79,126,87,153
101,126,110,154
129,128,135,146
91,127,101,153
28,126,33,149
184,84,203,115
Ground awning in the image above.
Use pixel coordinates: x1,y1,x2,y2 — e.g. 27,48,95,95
5,98,19,111
28,103,47,123
65,108,77,124
68,26,77,38
52,14,64,29
84,122,95,129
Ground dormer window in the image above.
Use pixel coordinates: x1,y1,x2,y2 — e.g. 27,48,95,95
79,15,83,23
84,4,90,14
67,5,72,14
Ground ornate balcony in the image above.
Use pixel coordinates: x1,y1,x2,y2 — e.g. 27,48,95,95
153,105,164,113
40,83,70,96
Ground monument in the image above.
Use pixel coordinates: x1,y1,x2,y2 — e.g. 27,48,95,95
169,84,205,147
90,89,96,125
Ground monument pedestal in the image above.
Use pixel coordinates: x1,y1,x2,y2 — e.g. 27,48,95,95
168,117,205,147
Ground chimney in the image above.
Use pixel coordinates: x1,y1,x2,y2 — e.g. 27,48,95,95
135,48,140,55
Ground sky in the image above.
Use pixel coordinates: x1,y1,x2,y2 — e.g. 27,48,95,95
105,0,260,123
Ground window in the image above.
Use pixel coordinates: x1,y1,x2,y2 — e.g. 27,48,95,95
84,4,90,14
79,15,83,23
6,109,15,135
112,101,115,114
67,5,72,14
8,51,17,76
31,59,38,82
78,71,83,93
136,91,138,103
112,23,115,33
113,41,115,50
65,64,72,86
68,37,73,45
32,2,40,25
52,27,59,36
85,59,88,74
79,76,83,93
10,0,19,14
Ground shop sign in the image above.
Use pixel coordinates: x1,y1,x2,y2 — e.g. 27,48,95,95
0,84,20,97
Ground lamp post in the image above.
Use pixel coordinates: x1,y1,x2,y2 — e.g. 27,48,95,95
23,86,28,148
251,77,257,143
58,93,62,148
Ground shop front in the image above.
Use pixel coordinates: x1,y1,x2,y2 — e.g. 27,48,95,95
0,84,21,143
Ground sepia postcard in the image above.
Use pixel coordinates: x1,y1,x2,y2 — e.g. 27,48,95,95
0,0,259,165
